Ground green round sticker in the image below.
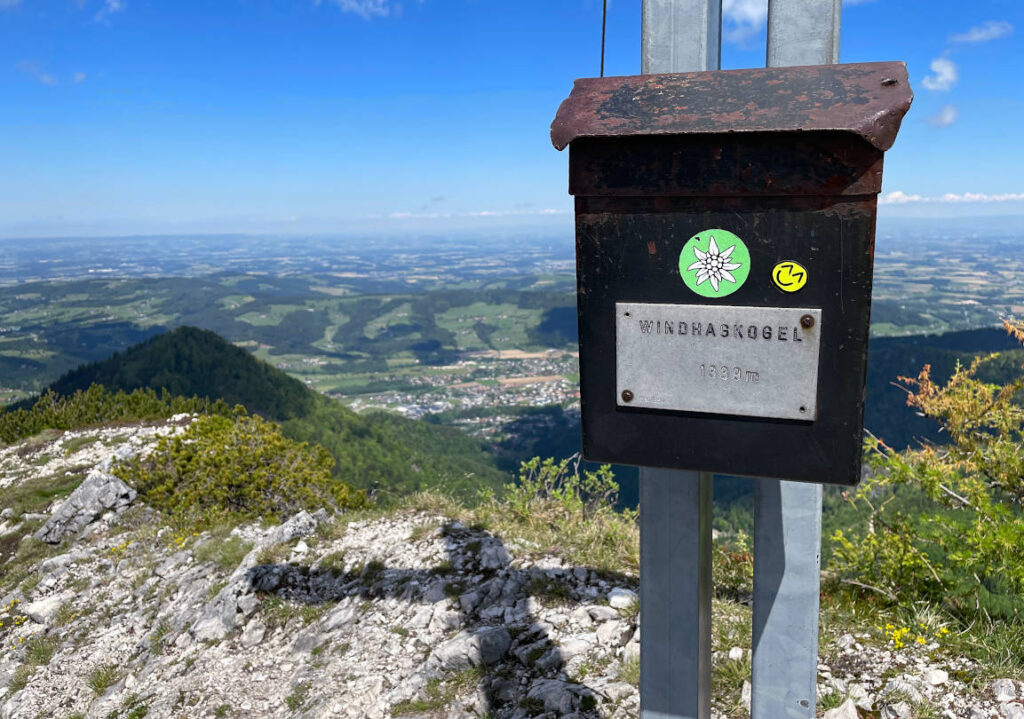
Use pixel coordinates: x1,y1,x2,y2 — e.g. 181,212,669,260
678,229,750,298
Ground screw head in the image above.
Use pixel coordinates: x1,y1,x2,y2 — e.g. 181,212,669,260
800,314,815,329
621,390,634,403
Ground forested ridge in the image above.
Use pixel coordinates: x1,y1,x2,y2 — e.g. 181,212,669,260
2,326,507,502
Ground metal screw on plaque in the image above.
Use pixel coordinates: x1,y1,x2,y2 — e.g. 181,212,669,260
621,390,634,403
800,314,815,328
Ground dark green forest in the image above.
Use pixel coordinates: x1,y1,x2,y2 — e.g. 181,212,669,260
6,326,507,503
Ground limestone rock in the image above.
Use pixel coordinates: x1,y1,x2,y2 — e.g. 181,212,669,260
824,698,861,719
883,677,924,705
993,680,1019,703
429,627,512,672
608,587,637,609
882,701,914,719
596,619,633,648
525,679,587,714
23,592,73,625
34,470,136,544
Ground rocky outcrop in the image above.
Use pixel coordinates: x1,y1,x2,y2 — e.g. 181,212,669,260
34,470,137,544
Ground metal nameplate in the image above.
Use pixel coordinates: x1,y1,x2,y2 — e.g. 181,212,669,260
615,302,822,420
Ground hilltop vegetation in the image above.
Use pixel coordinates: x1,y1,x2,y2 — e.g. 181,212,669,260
39,326,316,419
2,327,509,503
117,413,365,524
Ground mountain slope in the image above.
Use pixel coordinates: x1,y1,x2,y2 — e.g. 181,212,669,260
0,426,1007,719
43,326,316,420
19,326,508,501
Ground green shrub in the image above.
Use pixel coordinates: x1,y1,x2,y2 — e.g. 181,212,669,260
25,635,61,666
193,534,253,571
285,681,310,711
475,455,638,574
0,384,231,446
830,320,1024,620
88,663,121,695
712,532,753,601
114,412,365,526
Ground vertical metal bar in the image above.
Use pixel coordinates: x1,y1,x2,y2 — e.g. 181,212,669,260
640,6,720,718
600,0,608,77
752,481,823,718
751,3,840,718
640,469,712,719
766,0,841,67
642,0,722,74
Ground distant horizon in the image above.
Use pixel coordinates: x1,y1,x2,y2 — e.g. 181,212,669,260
1,209,1024,243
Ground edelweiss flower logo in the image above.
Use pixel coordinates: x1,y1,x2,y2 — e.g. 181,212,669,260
678,229,751,298
685,235,742,292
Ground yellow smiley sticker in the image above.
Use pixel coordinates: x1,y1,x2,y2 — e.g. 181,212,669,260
772,261,808,293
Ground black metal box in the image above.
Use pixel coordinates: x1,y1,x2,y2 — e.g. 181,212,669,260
551,62,912,485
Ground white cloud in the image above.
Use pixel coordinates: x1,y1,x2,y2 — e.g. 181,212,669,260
722,0,767,45
927,104,958,128
0,0,22,9
319,0,391,20
880,191,1024,205
95,0,125,22
950,20,1013,44
879,191,924,205
73,72,87,84
15,61,57,86
921,57,957,92
939,192,1024,203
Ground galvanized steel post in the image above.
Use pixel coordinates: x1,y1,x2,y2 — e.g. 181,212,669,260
751,2,841,718
640,5,720,719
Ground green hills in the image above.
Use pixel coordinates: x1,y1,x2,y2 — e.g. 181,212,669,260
13,326,508,503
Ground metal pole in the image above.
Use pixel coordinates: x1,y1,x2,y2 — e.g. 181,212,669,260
640,469,713,719
752,3,840,718
600,0,608,77
766,0,840,66
642,0,722,75
640,5,721,718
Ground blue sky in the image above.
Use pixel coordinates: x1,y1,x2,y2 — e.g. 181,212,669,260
0,0,1021,238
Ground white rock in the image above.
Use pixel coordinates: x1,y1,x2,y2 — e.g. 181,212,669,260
608,587,637,609
993,679,1019,702
728,646,744,661
1004,704,1024,719
23,592,73,625
924,668,949,686
241,620,266,648
883,677,924,705
322,605,356,633
823,698,860,719
601,682,635,702
882,701,914,719
741,680,751,712
586,605,619,623
596,620,633,648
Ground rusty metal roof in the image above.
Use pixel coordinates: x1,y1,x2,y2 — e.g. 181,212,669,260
551,61,913,152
